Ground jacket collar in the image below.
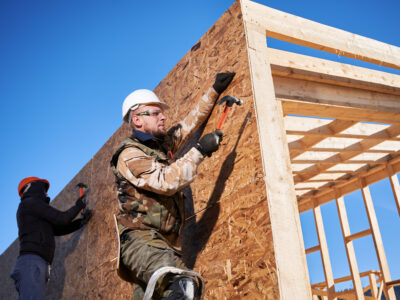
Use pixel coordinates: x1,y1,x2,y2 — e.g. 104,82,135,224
133,130,163,142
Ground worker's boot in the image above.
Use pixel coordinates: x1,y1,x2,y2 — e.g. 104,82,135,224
160,275,199,300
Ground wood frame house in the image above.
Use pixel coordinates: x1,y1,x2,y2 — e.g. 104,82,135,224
1,1,398,299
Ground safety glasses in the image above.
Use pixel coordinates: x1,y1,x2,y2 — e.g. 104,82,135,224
135,109,163,117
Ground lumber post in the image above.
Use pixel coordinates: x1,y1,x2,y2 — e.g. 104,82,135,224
386,165,400,217
359,178,396,300
335,194,364,300
240,0,311,298
313,204,336,299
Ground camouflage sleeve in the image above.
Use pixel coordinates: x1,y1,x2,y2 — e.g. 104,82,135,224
169,87,219,152
117,146,204,196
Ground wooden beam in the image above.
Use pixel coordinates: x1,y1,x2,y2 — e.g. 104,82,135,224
242,0,400,69
312,270,381,287
298,156,400,212
386,279,400,288
305,245,320,254
269,48,400,96
288,119,357,159
359,180,396,300
281,100,400,125
241,1,311,298
335,196,365,300
294,125,400,184
313,205,336,298
274,76,400,114
368,273,378,299
387,165,400,217
345,229,372,243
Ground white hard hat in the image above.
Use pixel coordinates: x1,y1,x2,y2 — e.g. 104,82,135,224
122,89,169,123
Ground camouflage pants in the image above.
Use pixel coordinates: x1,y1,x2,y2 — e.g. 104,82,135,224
120,229,185,300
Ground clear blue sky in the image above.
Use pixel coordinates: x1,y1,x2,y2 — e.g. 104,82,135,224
1,0,399,292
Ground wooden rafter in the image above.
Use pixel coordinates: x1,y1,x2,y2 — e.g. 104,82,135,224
294,124,400,184
242,0,400,69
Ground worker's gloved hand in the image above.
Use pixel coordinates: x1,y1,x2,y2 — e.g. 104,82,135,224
213,72,235,94
79,209,92,226
195,130,223,157
75,194,87,209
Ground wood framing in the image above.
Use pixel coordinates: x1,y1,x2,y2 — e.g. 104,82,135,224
1,1,398,299
241,1,311,298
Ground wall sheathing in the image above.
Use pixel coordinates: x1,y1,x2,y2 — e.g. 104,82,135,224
0,2,280,299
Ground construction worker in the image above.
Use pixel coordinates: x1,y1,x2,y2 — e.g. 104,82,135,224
110,72,235,300
10,177,92,300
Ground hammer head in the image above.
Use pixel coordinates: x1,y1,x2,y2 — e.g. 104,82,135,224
77,183,87,189
217,95,243,107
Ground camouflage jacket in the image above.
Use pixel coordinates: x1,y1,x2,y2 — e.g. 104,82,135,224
111,87,219,249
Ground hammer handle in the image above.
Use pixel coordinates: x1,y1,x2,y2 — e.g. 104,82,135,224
216,106,231,130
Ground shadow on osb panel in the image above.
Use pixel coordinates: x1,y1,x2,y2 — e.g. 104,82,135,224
183,112,251,268
46,227,85,299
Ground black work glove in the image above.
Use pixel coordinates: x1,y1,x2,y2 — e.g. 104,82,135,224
75,194,87,209
212,72,235,94
195,130,223,157
79,209,92,226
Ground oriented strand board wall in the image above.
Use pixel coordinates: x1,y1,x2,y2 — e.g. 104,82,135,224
0,1,279,299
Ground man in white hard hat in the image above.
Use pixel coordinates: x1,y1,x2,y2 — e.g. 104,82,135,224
110,72,235,300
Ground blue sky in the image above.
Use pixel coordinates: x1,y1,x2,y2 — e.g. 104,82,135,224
1,0,399,291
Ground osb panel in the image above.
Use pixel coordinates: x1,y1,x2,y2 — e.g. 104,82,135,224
0,1,279,299
154,1,279,299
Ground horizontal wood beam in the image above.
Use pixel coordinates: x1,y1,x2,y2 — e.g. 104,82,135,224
305,245,320,254
242,0,400,69
298,156,400,212
287,131,400,142
281,100,400,125
312,270,381,287
386,279,400,288
274,76,400,114
345,229,372,242
269,48,400,96
289,146,398,155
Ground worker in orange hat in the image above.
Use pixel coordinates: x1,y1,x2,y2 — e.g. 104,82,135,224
10,177,92,300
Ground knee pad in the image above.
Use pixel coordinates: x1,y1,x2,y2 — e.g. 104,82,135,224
163,275,198,300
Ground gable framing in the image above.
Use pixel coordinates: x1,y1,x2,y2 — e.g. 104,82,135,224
240,0,399,299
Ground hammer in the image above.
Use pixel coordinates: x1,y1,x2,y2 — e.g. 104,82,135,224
216,95,243,130
76,183,88,213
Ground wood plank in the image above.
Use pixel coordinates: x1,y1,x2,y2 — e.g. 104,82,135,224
386,279,400,288
387,165,400,217
294,125,400,184
281,100,400,125
345,229,372,242
305,245,321,254
242,0,400,69
287,119,357,159
368,273,378,299
274,76,400,114
299,157,400,212
269,48,400,96
313,205,336,298
241,1,311,298
359,180,396,300
335,196,365,300
312,270,381,287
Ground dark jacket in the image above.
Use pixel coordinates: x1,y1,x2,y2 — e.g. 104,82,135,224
16,193,83,264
